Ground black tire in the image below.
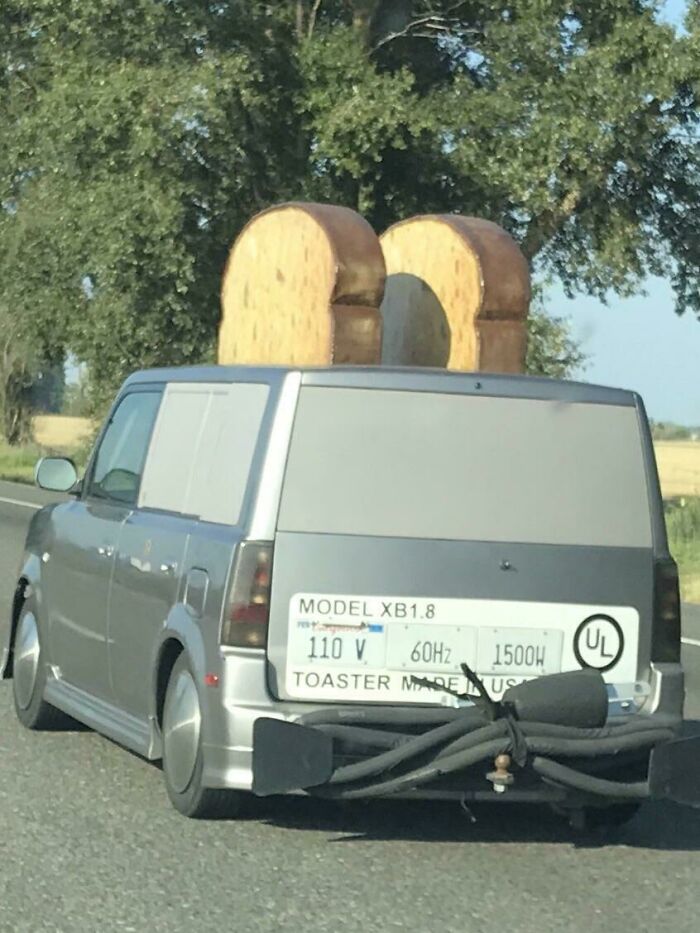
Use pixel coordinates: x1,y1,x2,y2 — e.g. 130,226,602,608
12,599,69,731
162,653,243,819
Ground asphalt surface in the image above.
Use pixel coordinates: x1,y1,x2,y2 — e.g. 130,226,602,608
1,478,700,933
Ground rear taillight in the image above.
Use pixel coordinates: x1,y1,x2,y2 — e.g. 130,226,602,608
222,542,273,649
651,557,681,663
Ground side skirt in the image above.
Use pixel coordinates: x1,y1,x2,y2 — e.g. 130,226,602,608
44,668,163,760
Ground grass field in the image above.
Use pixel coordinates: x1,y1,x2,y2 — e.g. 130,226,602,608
665,498,700,604
679,564,700,604
0,416,92,484
32,415,93,450
1,418,698,601
654,440,700,498
0,441,47,485
652,441,700,601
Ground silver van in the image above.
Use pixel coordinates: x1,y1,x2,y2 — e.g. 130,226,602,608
3,366,696,824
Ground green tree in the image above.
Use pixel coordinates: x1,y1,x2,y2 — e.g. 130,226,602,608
1,1,304,410
526,308,587,380
0,178,73,439
1,1,697,405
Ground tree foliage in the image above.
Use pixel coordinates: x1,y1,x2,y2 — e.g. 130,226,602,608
0,298,37,445
0,0,697,409
525,307,587,380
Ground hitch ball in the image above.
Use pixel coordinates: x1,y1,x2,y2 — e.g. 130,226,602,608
487,754,514,794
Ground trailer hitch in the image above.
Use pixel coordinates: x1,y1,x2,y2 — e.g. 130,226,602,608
250,670,700,808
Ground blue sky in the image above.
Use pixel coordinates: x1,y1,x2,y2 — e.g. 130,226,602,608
547,0,698,425
547,279,699,425
661,0,689,25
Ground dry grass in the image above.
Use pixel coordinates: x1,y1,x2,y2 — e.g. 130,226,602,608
32,415,94,450
0,416,93,484
652,443,700,601
665,498,700,605
682,574,700,604
654,440,700,498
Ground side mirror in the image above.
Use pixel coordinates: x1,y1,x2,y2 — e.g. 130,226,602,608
35,457,79,493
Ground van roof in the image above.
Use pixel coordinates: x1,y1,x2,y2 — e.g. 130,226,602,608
124,364,639,407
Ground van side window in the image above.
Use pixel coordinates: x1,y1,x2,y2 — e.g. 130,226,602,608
88,392,162,506
138,382,269,524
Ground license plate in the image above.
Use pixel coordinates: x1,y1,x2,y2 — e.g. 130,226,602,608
477,627,563,676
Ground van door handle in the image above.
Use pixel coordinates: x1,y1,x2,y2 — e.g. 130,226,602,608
97,545,114,558
160,562,178,575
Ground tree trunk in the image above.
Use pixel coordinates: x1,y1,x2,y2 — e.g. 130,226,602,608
295,0,305,39
3,363,34,446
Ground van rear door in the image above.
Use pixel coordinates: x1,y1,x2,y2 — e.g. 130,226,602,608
266,383,657,705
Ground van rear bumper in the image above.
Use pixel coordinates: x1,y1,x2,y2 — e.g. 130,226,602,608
248,708,693,808
202,658,688,807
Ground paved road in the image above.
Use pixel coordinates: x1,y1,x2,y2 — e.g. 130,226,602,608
1,479,700,933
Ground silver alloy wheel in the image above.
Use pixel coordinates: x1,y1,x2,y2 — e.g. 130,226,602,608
14,610,40,710
163,667,202,793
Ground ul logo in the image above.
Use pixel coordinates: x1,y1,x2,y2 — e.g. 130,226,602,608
574,614,624,673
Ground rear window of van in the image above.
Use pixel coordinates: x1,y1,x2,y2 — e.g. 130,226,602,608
277,387,652,548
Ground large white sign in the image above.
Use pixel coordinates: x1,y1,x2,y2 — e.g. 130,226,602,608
285,594,639,703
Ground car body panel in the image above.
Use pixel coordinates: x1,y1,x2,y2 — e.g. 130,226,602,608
44,499,129,699
108,509,191,717
266,534,655,703
3,364,684,805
